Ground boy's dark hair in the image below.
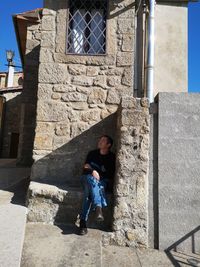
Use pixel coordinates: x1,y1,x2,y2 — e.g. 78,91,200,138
102,135,113,148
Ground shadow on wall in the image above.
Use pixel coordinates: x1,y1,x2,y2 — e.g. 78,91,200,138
31,112,118,187
165,226,200,267
17,45,40,166
28,113,117,228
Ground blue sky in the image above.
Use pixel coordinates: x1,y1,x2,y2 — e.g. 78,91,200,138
188,2,200,92
0,1,199,92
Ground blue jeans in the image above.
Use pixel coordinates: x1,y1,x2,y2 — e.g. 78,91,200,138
80,174,107,221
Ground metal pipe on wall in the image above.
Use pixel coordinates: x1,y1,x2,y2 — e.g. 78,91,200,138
146,0,155,103
134,0,146,98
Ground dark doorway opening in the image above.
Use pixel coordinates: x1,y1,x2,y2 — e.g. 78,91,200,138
9,133,19,158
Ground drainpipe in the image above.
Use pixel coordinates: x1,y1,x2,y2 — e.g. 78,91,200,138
134,0,148,97
146,0,155,103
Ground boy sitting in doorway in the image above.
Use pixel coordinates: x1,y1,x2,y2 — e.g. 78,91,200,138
79,135,115,235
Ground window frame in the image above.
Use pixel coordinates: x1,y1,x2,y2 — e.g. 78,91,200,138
66,0,109,56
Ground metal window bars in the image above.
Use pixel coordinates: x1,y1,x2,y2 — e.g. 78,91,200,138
67,0,107,55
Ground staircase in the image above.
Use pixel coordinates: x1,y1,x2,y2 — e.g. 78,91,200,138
27,180,114,230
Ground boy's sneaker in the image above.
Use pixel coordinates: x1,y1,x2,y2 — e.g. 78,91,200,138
95,206,104,222
79,219,88,235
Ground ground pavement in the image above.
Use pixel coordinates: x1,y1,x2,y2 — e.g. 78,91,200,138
1,159,200,267
0,159,30,267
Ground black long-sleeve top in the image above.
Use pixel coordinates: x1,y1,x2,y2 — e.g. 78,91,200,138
83,149,116,191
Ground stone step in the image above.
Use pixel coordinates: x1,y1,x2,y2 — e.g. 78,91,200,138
27,181,113,229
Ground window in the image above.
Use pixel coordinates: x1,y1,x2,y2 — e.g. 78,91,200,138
67,0,107,55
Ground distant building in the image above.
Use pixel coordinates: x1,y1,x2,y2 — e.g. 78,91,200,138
0,71,23,89
0,70,23,158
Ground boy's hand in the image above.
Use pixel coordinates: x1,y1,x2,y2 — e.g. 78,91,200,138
84,164,91,169
92,170,100,180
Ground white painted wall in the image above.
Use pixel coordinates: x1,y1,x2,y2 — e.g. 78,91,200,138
154,3,188,96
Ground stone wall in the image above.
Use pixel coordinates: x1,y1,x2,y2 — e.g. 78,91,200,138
31,1,135,185
0,90,22,158
103,97,150,247
17,21,41,165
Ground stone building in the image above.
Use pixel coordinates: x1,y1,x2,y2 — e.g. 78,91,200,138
0,71,23,158
10,0,195,250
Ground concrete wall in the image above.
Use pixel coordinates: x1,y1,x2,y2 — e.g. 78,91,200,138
148,108,159,249
154,3,188,96
158,93,200,252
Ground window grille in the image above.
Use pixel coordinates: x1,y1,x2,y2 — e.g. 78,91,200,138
67,0,107,55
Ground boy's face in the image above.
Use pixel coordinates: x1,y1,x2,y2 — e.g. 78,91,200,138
97,136,111,150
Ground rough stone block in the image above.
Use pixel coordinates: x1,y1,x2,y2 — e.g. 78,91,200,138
61,92,87,102
122,68,133,86
88,88,107,104
37,101,69,122
107,77,121,87
51,92,61,100
121,110,148,126
118,19,134,34
81,110,101,122
41,15,55,31
105,69,123,76
40,48,54,63
39,63,69,84
115,184,129,197
69,102,88,110
121,96,136,109
70,122,90,137
93,76,107,89
37,84,53,100
53,84,76,93
52,136,71,150
122,35,134,52
34,134,53,150
76,86,89,94
68,65,86,76
42,8,56,16
26,39,40,50
55,124,70,136
72,76,93,86
86,55,115,66
87,66,99,77
106,90,121,104
36,122,55,134
117,52,133,66
55,9,67,53
41,31,55,48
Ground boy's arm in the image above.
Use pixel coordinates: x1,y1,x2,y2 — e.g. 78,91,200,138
83,152,100,180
